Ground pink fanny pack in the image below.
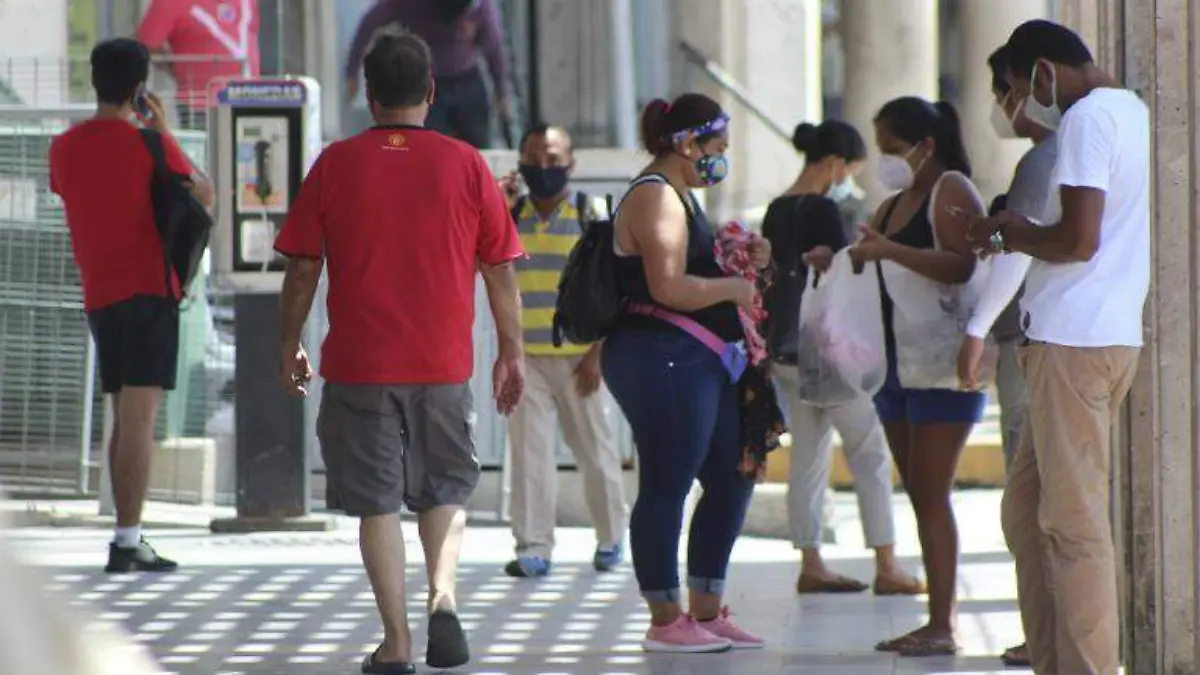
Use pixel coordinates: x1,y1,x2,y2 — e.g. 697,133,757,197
627,303,748,383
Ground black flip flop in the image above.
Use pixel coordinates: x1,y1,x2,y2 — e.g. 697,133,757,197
426,609,470,669
361,647,416,674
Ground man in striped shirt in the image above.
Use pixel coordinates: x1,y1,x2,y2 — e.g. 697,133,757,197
499,124,628,578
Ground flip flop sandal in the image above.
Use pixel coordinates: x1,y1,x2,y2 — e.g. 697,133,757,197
1002,643,1031,666
796,574,869,594
896,637,961,657
875,634,919,652
426,608,471,669
361,648,416,674
873,576,928,596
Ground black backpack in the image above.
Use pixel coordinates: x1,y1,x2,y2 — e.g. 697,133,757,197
761,196,808,364
550,193,619,347
140,128,214,297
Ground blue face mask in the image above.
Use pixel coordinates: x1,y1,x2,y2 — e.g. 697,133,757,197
826,177,854,203
696,154,729,187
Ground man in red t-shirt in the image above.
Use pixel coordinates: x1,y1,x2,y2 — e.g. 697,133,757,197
137,0,261,129
49,38,214,574
274,28,524,672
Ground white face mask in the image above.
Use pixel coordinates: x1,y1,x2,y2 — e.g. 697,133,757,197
876,147,921,192
1023,61,1063,131
990,97,1019,139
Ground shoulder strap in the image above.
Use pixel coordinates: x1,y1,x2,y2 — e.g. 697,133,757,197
926,170,983,250
139,128,169,180
574,191,591,232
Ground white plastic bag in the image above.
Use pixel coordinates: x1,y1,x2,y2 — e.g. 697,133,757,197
795,249,887,405
880,172,998,391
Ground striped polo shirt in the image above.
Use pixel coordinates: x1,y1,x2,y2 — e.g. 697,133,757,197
514,192,602,356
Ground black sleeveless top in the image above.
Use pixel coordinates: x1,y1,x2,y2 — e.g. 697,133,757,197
875,194,936,343
613,175,744,342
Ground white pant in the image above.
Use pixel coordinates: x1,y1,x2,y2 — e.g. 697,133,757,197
774,366,896,549
508,355,628,559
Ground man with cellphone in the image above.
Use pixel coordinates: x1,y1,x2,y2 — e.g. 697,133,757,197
966,20,1150,674
275,28,525,673
495,124,628,579
49,38,214,573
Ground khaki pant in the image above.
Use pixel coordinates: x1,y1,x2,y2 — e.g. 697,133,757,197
508,354,628,558
1001,343,1139,675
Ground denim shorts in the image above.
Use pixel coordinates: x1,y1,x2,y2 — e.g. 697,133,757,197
873,344,986,426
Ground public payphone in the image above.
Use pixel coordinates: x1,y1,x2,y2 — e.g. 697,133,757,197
210,77,323,292
207,77,329,532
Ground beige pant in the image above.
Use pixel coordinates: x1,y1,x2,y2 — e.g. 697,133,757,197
508,354,628,558
1000,342,1139,675
774,366,895,549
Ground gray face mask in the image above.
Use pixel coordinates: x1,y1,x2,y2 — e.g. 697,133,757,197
1023,61,1063,131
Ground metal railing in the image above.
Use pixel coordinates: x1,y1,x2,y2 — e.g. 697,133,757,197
0,55,250,130
0,105,215,500
678,40,794,146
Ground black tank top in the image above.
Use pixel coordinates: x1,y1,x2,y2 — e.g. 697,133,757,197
875,194,936,342
613,175,743,342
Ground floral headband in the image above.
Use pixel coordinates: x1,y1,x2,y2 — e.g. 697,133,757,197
669,113,731,143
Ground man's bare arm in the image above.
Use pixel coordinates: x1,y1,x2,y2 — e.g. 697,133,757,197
280,257,323,348
1005,187,1105,263
479,260,523,357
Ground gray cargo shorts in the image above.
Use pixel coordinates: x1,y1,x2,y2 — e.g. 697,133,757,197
317,382,480,517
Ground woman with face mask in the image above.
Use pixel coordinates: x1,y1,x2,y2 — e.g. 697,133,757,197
761,120,924,598
850,97,987,657
603,93,769,654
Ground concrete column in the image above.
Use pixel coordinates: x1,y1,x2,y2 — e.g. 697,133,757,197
955,0,1048,202
840,0,939,206
1056,1,1199,673
536,0,613,147
674,0,821,222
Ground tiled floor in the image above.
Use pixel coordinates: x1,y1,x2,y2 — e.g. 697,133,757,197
5,490,1028,674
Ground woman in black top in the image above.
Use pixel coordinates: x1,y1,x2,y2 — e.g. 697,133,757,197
603,93,770,653
851,97,987,657
764,121,923,599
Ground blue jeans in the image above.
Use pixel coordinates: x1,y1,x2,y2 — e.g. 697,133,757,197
602,329,755,602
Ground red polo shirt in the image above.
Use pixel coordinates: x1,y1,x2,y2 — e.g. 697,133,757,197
275,126,523,385
138,0,261,109
49,119,193,311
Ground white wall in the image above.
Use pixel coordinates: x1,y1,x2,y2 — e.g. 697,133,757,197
0,0,70,105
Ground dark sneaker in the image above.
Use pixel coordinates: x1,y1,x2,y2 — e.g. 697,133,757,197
593,545,623,572
104,538,178,573
425,609,470,669
503,555,550,578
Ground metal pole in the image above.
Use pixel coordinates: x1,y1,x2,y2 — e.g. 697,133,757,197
608,0,637,149
78,338,97,495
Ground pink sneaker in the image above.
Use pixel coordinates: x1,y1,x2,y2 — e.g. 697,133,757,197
697,607,765,649
643,615,732,653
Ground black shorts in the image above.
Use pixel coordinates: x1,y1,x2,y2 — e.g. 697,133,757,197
86,295,180,394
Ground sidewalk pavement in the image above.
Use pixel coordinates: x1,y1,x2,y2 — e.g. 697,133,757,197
1,489,1026,675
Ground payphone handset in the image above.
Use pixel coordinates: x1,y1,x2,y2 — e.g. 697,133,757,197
209,77,322,293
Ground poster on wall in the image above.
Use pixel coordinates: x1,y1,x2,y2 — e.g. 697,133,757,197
235,116,289,214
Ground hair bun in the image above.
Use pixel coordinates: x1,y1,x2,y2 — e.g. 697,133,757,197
791,122,818,154
640,98,673,155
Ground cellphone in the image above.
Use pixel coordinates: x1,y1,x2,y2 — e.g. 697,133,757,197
134,88,153,119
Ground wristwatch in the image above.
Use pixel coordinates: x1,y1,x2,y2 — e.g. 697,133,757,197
989,224,1009,254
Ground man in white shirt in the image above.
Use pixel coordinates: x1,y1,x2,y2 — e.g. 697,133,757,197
966,19,1150,675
